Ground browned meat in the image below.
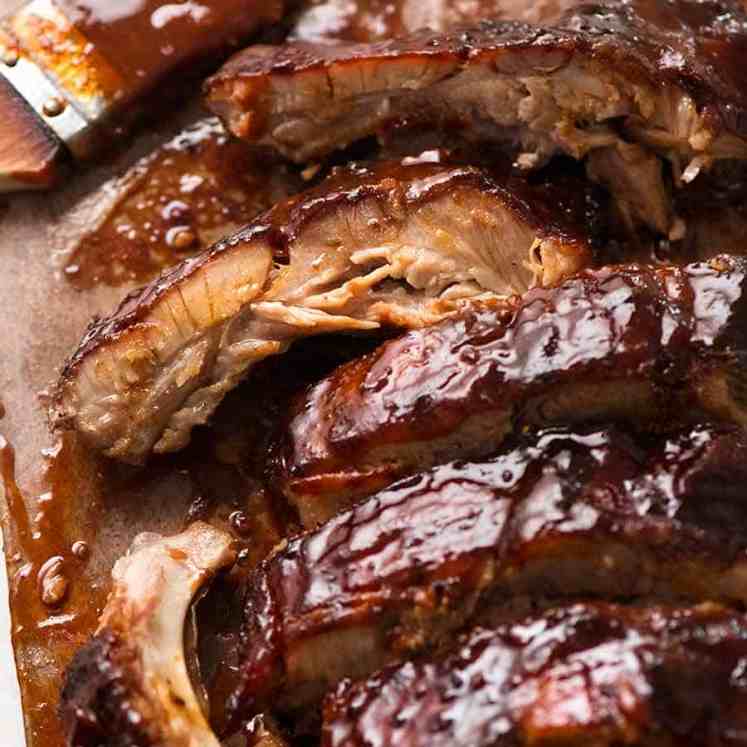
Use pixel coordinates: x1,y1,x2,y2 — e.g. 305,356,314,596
206,0,747,235
276,255,747,524
290,0,576,44
59,523,236,747
53,160,599,463
671,162,747,259
228,422,747,725
323,602,747,747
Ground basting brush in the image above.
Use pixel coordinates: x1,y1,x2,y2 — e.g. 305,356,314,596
0,0,284,192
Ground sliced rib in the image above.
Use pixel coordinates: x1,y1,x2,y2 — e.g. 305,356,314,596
323,602,747,747
206,0,747,235
53,160,597,463
229,422,747,723
276,255,747,525
59,522,236,747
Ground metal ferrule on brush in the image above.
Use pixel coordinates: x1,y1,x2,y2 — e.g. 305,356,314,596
0,0,128,191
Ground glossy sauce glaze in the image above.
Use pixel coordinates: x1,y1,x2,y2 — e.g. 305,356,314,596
207,0,747,172
53,152,608,466
232,421,747,724
55,0,284,100
276,256,747,511
60,159,518,370
65,116,302,288
323,602,747,746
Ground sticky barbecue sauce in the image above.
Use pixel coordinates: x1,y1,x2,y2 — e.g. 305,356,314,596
1,434,105,747
55,0,284,101
289,0,567,44
65,116,302,288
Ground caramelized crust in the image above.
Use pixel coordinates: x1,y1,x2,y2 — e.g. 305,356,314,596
276,255,747,524
229,422,747,725
210,1,747,144
53,160,599,463
323,602,747,747
60,629,159,747
60,524,235,747
206,0,747,234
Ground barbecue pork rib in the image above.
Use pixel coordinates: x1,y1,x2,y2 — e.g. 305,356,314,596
59,523,235,747
323,602,747,747
53,160,597,463
206,0,747,235
229,422,747,724
276,255,747,524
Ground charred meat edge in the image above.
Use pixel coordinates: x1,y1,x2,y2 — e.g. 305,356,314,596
53,160,593,463
323,602,747,747
275,255,747,525
206,1,747,235
60,522,236,747
228,421,747,724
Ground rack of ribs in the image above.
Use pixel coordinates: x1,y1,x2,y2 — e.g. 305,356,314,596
276,255,747,525
227,420,747,726
206,0,747,236
53,159,602,464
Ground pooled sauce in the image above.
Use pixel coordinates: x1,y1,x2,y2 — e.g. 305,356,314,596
65,117,301,288
1,435,105,747
1,413,267,746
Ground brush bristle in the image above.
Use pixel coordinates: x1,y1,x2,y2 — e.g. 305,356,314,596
0,76,62,189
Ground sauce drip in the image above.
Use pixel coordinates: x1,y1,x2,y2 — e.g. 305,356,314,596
65,117,301,288
71,540,89,559
38,556,68,607
1,435,103,747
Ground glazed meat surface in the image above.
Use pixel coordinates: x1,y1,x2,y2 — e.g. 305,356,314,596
206,0,747,235
53,160,598,463
290,0,577,44
276,255,747,523
229,422,747,725
59,523,235,747
323,602,747,747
